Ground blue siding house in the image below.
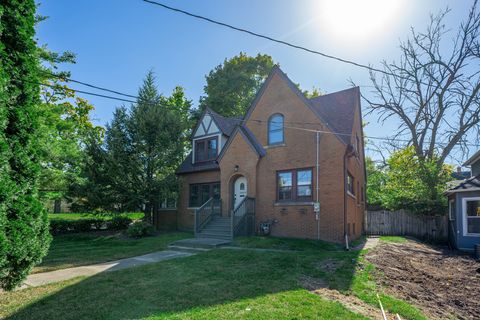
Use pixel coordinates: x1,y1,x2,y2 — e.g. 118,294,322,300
445,151,480,251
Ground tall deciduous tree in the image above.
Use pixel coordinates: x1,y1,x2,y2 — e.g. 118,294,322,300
360,1,480,204
0,0,51,290
197,53,275,118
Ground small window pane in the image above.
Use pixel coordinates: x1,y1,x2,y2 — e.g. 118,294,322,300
207,139,217,159
189,185,199,207
466,201,480,216
297,185,312,197
195,141,206,161
278,172,292,187
278,171,292,200
297,170,311,185
467,218,480,234
279,187,292,200
269,115,284,144
201,184,211,203
212,183,220,199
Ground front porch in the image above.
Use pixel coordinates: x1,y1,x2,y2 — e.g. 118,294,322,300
194,196,256,241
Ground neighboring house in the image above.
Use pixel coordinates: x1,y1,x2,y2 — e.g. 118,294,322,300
445,151,480,251
176,66,366,244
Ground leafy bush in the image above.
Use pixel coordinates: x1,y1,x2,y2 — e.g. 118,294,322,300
127,221,154,238
49,215,135,235
110,216,132,230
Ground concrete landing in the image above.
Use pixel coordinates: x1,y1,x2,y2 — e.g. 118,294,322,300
20,250,193,289
169,238,231,249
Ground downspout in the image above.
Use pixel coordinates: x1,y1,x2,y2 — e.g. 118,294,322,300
316,131,320,241
343,144,354,250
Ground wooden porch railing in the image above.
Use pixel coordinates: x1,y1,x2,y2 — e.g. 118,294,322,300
231,197,255,239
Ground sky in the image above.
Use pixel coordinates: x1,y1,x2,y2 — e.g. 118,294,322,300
36,0,476,166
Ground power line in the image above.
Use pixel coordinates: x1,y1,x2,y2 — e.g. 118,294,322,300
141,0,404,81
37,76,480,149
40,70,139,99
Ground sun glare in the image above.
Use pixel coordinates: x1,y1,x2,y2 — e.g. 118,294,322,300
316,0,404,43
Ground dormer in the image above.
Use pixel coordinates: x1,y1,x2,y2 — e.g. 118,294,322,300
191,108,238,164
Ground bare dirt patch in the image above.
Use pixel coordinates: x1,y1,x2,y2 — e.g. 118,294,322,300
366,239,480,319
299,275,394,320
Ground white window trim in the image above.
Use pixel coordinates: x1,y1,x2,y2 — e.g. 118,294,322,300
462,196,480,237
192,133,222,163
448,199,455,221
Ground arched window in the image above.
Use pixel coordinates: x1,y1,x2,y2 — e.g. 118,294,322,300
240,182,245,191
268,114,284,145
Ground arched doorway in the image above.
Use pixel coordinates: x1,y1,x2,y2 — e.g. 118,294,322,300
233,176,247,210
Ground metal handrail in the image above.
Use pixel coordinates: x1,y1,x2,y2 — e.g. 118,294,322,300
231,197,255,238
195,197,216,235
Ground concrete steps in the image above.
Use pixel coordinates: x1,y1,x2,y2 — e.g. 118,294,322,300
196,216,231,240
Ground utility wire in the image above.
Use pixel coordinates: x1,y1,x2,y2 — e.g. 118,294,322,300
141,0,404,81
38,78,480,148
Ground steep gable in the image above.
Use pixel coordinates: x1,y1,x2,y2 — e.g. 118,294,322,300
309,87,360,145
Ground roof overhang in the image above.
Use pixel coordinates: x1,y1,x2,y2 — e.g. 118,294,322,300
463,149,480,166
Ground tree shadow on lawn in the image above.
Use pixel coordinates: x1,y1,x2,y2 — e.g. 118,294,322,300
7,245,362,320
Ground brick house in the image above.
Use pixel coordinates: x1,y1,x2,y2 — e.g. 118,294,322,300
176,66,366,244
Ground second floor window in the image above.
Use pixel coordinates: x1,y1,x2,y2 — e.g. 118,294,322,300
195,137,218,162
347,172,355,196
268,114,284,145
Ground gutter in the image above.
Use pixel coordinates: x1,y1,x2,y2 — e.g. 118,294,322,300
343,144,355,250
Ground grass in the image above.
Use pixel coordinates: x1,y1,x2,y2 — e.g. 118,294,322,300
47,212,144,221
2,249,366,320
34,231,191,273
232,236,342,251
380,236,408,243
1,236,427,320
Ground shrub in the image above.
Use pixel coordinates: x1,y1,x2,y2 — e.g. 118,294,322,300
127,221,154,238
110,216,132,230
49,218,105,235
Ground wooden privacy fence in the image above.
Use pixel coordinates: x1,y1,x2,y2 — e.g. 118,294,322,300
366,210,448,242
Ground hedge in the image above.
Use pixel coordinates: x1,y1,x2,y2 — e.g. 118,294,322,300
49,216,135,235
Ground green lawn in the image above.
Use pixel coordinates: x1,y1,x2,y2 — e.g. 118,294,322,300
1,236,426,320
34,231,191,273
48,212,144,221
379,236,408,243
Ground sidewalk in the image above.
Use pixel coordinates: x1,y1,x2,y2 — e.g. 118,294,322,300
20,250,194,289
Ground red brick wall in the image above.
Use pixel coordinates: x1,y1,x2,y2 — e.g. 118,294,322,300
177,70,365,243
177,170,220,231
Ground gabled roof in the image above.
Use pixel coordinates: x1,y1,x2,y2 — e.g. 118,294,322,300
445,175,480,194
309,87,360,145
217,124,266,162
464,150,480,167
176,152,219,175
208,108,241,137
243,65,360,146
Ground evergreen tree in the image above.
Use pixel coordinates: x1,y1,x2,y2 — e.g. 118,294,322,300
72,72,190,217
0,0,51,290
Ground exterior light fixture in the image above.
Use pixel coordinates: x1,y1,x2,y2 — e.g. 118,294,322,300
234,165,239,172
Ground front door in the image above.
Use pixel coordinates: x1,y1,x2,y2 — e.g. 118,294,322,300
233,176,247,209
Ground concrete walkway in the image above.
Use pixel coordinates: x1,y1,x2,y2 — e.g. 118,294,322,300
21,250,193,289
351,236,380,251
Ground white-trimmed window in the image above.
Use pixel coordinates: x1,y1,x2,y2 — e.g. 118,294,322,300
463,198,480,235
268,114,284,145
448,199,455,221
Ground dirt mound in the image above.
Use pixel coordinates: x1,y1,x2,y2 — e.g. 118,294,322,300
366,240,480,319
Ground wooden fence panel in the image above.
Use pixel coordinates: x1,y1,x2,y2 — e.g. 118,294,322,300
366,210,448,242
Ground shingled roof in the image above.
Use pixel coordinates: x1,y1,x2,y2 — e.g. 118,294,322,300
309,87,359,145
445,175,480,194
